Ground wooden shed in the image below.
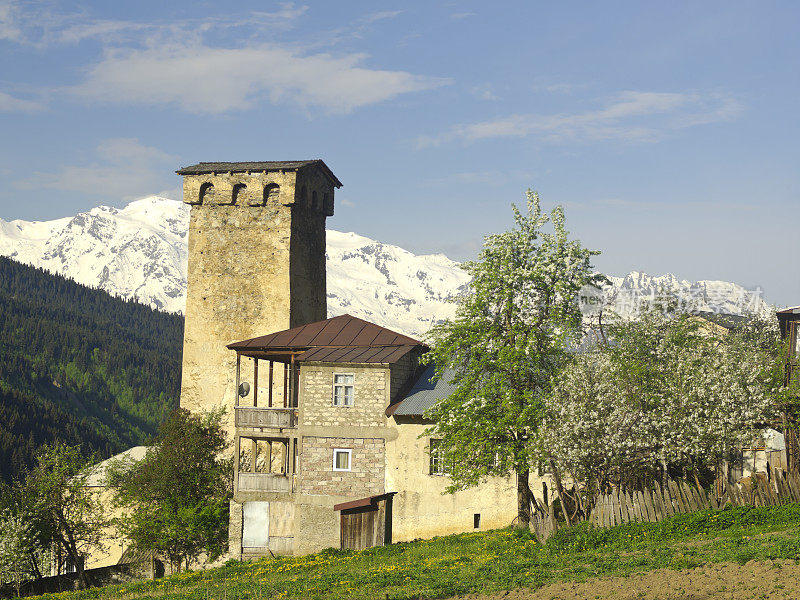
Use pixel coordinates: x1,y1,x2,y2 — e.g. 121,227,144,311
333,492,396,551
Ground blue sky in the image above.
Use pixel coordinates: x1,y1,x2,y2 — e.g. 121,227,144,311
1,1,798,305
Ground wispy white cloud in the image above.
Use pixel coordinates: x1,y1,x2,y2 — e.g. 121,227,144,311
531,81,587,95
362,10,403,24
2,2,309,47
470,84,499,101
15,138,176,199
0,91,44,112
69,43,450,115
3,2,444,115
0,0,22,41
418,91,744,147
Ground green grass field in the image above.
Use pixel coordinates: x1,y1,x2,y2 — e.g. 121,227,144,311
31,503,800,600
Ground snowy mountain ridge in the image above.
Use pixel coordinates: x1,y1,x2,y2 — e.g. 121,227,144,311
0,196,769,338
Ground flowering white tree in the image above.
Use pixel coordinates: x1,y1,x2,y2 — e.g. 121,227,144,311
543,308,781,498
425,190,604,527
0,509,38,597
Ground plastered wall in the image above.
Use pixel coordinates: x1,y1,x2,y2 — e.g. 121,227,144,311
385,419,528,541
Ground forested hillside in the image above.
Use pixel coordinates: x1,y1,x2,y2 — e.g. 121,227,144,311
0,256,183,483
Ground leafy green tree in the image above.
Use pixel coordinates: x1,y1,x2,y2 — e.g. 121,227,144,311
424,191,603,527
24,443,108,589
109,409,232,572
0,508,39,596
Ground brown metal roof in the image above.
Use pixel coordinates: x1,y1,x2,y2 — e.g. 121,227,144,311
298,345,417,364
175,160,342,187
228,314,422,351
333,492,396,512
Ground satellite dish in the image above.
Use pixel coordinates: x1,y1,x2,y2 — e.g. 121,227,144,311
238,382,251,397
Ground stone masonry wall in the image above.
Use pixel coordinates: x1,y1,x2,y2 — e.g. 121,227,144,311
299,437,385,497
179,166,334,435
300,365,388,428
390,353,417,401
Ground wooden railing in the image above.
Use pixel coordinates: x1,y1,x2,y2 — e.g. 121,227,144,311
237,472,294,493
235,407,297,429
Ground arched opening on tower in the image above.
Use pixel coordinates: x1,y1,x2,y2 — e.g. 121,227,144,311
232,183,248,205
199,182,216,204
311,190,319,211
262,184,280,206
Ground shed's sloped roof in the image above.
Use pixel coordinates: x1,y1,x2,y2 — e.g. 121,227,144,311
176,160,342,187
390,364,457,416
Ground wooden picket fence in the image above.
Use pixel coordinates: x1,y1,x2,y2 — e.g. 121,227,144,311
590,470,800,529
530,471,800,542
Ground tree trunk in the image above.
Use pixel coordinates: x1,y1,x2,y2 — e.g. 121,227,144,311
516,469,532,528
59,526,88,590
548,457,571,526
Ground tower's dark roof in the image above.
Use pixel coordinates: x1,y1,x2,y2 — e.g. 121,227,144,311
227,314,425,364
176,160,342,187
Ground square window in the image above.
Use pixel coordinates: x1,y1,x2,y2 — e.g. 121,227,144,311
333,374,354,407
333,448,352,472
429,439,450,476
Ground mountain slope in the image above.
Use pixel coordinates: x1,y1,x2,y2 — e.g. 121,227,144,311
0,196,769,338
0,256,183,482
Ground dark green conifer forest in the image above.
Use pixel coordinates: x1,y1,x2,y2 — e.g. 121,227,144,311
0,256,183,483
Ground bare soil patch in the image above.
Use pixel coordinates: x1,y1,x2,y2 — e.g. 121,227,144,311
453,560,800,600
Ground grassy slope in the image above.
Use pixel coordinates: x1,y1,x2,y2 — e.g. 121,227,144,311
31,503,800,600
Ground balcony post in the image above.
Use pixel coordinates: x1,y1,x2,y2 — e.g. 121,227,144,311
235,353,241,407
234,434,240,494
283,363,288,408
290,354,297,408
268,361,274,407
253,358,258,407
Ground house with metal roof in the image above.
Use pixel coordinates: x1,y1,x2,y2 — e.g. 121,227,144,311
226,313,521,558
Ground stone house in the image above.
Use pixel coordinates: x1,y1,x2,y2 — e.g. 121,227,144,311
226,313,525,558
172,160,535,558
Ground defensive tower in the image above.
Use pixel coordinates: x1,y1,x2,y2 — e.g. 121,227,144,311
176,160,342,418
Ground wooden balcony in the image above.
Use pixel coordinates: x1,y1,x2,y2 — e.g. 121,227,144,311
235,407,297,429
238,472,295,493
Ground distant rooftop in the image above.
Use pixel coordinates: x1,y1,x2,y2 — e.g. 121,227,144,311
85,445,148,487
176,160,342,187
388,364,457,417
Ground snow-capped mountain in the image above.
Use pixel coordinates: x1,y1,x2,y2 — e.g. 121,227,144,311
0,197,189,313
0,196,769,338
603,272,769,320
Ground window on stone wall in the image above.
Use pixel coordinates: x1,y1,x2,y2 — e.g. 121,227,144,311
429,439,450,476
333,374,354,407
262,183,280,206
232,183,247,204
332,448,352,471
199,182,215,204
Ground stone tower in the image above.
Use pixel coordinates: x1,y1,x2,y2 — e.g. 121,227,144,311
175,160,342,418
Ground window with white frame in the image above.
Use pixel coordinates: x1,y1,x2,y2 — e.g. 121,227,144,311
429,439,450,476
332,374,354,407
332,448,352,471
